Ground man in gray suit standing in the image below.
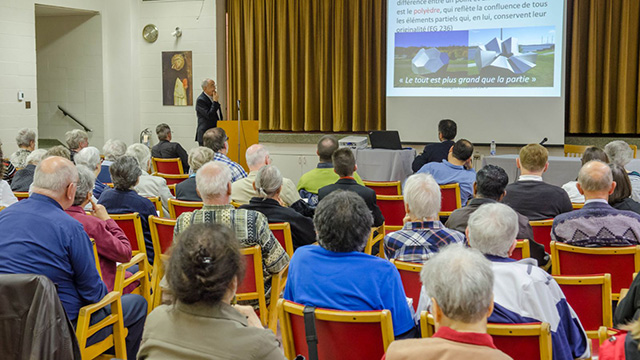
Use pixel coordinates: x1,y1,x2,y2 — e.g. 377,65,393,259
195,78,223,146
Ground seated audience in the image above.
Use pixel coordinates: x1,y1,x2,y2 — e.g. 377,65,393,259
10,128,36,169
151,123,189,173
138,223,284,359
384,173,464,262
74,146,107,199
203,127,247,182
175,146,214,201
417,139,476,206
411,119,457,172
384,245,511,360
0,156,147,359
419,202,589,359
174,161,289,300
297,135,364,199
98,156,157,264
232,144,300,206
65,166,134,293
99,139,126,183
552,160,640,246
502,143,573,220
0,145,17,207
10,149,46,192
126,143,174,216
318,147,384,227
445,164,548,267
45,145,70,160
561,146,609,203
65,129,89,163
605,140,640,202
284,190,417,338
609,163,640,214
239,165,316,250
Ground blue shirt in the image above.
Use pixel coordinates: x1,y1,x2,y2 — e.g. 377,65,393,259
384,221,466,262
94,179,108,199
417,160,476,206
284,246,414,336
98,188,157,264
213,152,247,182
0,193,107,320
97,162,113,183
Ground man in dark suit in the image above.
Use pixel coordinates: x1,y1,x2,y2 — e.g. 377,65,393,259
195,78,223,146
151,123,189,173
318,147,384,227
412,119,457,172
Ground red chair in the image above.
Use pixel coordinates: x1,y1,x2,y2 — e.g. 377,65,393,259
167,198,203,219
511,239,531,260
109,213,147,258
551,241,640,300
269,222,294,257
237,245,268,326
151,157,184,175
146,196,163,217
13,192,29,201
390,260,423,312
167,184,176,197
363,181,401,196
439,183,461,217
530,219,553,253
155,173,188,186
278,299,395,360
148,216,176,260
376,195,405,234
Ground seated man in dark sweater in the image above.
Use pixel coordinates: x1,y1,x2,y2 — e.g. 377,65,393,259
151,123,189,173
412,119,456,172
446,164,549,267
502,143,572,220
318,147,384,227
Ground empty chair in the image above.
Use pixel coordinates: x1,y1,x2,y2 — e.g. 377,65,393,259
167,198,204,219
155,173,189,186
363,180,402,196
152,157,184,175
376,195,404,233
564,144,593,157
439,183,461,217
530,219,553,253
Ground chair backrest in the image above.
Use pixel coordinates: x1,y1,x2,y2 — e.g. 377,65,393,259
363,181,402,196
152,157,184,175
236,245,268,325
278,299,394,360
90,238,102,280
13,191,29,201
551,241,640,299
564,144,593,157
630,144,638,159
376,195,405,229
572,203,584,210
114,253,152,313
0,206,5,212
146,196,163,217
76,291,127,360
553,274,612,337
230,200,242,208
364,225,386,258
269,222,294,257
167,184,176,196
167,198,203,219
511,239,531,260
390,260,423,312
109,213,146,256
529,219,553,253
439,183,462,216
155,173,189,185
148,215,176,256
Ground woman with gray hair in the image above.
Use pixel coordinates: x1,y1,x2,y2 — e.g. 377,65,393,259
98,139,127,183
239,165,316,250
74,146,108,199
98,156,158,265
126,143,174,216
65,129,89,162
175,146,214,201
10,128,36,169
10,149,47,192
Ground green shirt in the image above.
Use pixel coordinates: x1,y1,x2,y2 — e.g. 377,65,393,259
297,167,364,194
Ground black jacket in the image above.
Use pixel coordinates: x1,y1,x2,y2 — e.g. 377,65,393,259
195,92,222,145
412,140,455,172
151,140,189,173
10,164,35,192
175,177,201,202
318,178,385,227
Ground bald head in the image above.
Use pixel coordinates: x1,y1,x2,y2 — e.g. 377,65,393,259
32,156,79,209
196,161,232,203
577,160,615,200
245,144,270,171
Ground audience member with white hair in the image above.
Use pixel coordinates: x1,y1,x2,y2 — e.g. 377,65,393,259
45,145,71,160
175,146,214,201
385,245,511,360
232,144,301,206
10,128,37,169
126,143,174,216
239,165,316,249
151,123,189,173
98,139,127,183
0,156,148,359
74,146,108,199
10,149,46,192
417,202,590,360
552,160,640,246
173,161,289,300
0,143,18,207
605,140,640,202
98,156,158,264
384,173,465,262
65,129,89,163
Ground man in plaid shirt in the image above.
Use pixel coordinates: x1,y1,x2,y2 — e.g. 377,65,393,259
384,173,465,262
203,127,248,182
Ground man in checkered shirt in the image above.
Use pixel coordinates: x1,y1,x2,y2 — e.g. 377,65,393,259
384,173,466,262
203,127,248,182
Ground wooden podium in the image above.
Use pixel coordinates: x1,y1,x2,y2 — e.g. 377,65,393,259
217,120,259,171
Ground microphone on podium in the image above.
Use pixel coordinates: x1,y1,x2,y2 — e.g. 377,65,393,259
539,137,548,145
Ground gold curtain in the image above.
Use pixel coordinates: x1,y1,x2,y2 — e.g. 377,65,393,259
227,0,386,132
569,0,640,134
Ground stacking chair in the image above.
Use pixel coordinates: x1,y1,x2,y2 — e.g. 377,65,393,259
167,198,203,219
363,180,402,196
572,203,585,210
146,196,163,217
269,222,294,257
75,291,127,360
109,213,147,258
564,144,593,157
13,191,29,201
390,259,423,312
237,245,269,326
511,239,531,260
364,224,386,258
376,195,405,234
155,173,188,186
630,144,638,158
529,219,554,253
278,299,395,360
151,157,184,175
114,253,152,313
551,241,640,300
439,183,462,217
148,216,177,309
167,184,176,197
90,239,102,280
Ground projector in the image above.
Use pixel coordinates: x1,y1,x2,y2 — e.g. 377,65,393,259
339,136,368,149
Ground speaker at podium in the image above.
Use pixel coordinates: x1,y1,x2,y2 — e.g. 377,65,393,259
217,120,259,171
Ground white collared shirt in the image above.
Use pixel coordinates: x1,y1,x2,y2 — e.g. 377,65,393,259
518,174,543,182
584,198,608,205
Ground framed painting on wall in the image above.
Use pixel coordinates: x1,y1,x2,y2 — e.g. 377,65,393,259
162,51,192,106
